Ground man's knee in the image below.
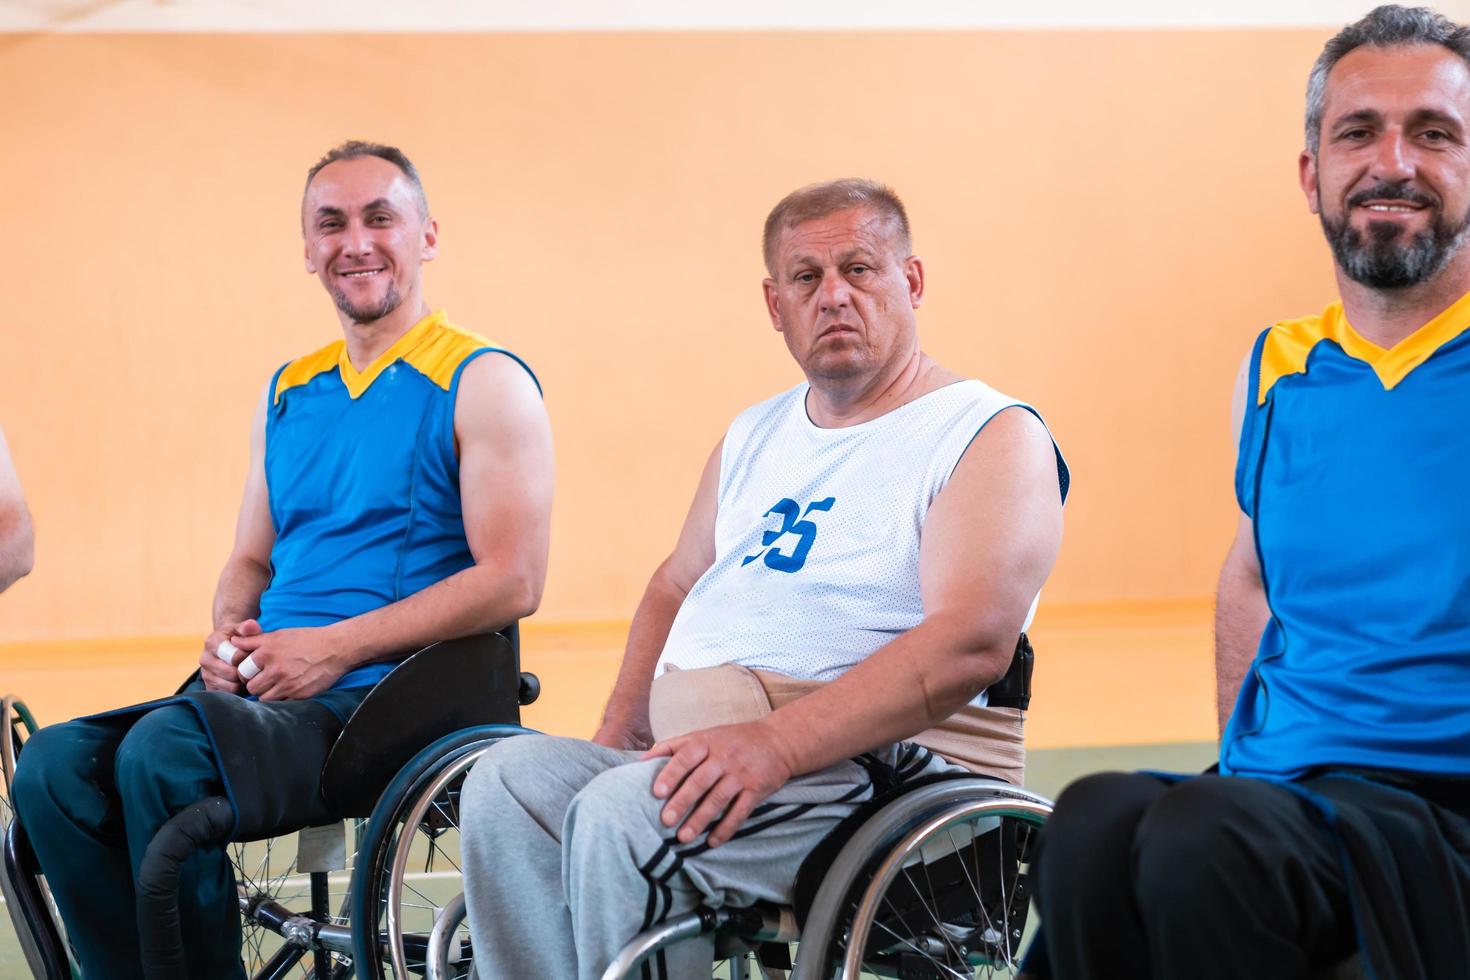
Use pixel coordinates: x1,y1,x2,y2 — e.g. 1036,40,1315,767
1050,771,1163,836
1037,771,1167,884
12,722,94,823
113,705,215,806
1132,776,1291,907
462,734,553,822
564,758,668,856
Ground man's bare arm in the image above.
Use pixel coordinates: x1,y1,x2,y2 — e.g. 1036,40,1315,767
198,384,277,693
593,440,721,749
1216,513,1268,733
762,408,1061,767
649,407,1063,845
1214,350,1270,734
214,385,275,627
235,354,553,700
0,428,34,593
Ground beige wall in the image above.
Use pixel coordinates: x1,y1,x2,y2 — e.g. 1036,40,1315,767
0,30,1337,643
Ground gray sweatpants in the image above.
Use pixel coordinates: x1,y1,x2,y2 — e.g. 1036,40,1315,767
460,733,957,980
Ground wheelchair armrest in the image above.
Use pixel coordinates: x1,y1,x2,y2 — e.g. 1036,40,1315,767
986,633,1033,711
320,630,524,817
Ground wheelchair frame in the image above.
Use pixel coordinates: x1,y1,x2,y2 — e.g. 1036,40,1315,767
601,779,1053,980
5,634,1047,980
602,635,1044,980
0,629,537,980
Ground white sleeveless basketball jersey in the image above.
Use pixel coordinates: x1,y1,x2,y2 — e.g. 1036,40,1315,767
656,380,1068,701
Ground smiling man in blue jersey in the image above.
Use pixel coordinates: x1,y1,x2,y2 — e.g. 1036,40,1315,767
457,179,1069,979
11,141,553,978
1028,7,1470,979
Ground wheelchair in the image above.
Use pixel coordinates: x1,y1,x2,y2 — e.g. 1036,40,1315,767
4,633,1051,980
0,627,540,980
593,777,1050,980
598,635,1048,980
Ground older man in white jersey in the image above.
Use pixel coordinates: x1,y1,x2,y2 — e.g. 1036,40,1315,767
459,179,1069,979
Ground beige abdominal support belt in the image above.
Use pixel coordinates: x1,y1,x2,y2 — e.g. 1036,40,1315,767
648,663,1025,785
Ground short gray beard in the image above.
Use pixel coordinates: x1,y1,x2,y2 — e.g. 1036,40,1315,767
1321,197,1470,290
331,280,403,324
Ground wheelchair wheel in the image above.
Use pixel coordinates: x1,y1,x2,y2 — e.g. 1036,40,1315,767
0,696,39,826
798,781,1051,980
351,724,530,980
0,697,82,980
232,823,362,978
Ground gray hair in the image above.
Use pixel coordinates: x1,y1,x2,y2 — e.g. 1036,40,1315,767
762,178,911,275
1305,5,1470,153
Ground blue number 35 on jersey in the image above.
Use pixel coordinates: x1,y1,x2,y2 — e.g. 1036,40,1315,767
741,496,836,574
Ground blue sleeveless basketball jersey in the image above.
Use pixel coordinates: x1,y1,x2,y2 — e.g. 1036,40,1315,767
259,310,538,690
1222,291,1470,779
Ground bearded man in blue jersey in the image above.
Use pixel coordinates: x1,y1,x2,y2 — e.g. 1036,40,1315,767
11,141,554,979
1029,7,1470,979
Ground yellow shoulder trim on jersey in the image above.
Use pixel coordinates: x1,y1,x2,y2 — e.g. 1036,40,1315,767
273,339,345,405
277,311,500,402
401,315,502,391
337,310,458,399
1371,287,1470,390
1257,289,1470,403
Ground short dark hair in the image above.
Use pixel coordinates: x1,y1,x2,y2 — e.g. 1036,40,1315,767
303,140,429,217
1306,5,1470,153
762,178,912,275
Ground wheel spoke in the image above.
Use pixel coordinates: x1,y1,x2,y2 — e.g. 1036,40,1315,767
871,915,972,978
947,824,986,916
231,825,361,978
838,793,1049,980
913,858,970,967
993,825,1015,971
360,741,500,980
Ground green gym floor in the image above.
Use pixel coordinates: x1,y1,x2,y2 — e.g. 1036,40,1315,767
0,602,1220,974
